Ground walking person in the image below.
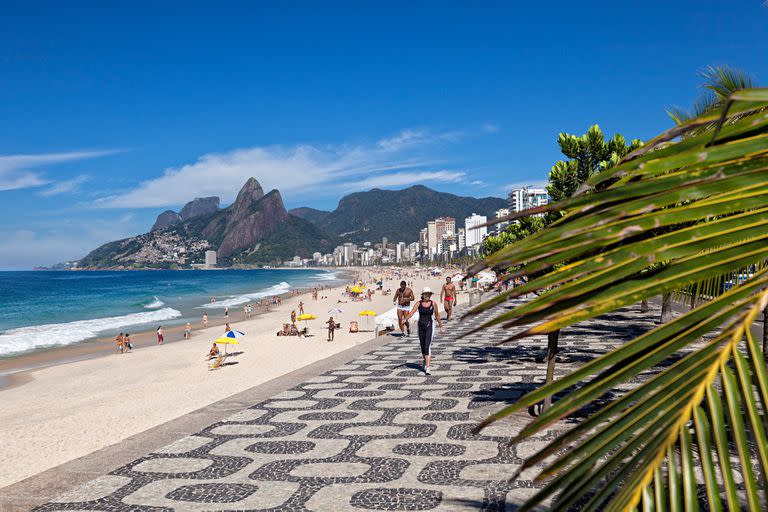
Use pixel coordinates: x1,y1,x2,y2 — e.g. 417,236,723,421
394,280,414,337
124,333,132,352
156,326,164,345
440,276,457,322
184,322,192,339
115,332,124,354
202,312,208,328
224,306,229,318
326,316,336,342
299,301,304,315
405,287,445,375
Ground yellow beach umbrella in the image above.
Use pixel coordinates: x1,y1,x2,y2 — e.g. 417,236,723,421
350,286,363,294
213,337,239,355
358,310,376,330
296,313,317,321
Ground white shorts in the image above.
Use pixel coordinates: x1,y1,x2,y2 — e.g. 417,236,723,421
397,305,411,312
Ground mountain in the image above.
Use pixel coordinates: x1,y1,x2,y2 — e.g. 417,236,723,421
296,185,507,243
80,178,335,268
151,196,220,231
288,207,331,225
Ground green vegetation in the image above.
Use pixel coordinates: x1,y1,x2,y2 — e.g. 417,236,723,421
241,216,336,264
469,88,768,511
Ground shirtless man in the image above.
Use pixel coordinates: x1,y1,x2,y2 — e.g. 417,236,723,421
440,276,457,321
394,280,414,337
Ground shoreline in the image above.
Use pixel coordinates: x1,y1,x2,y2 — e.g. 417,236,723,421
0,268,358,387
0,267,447,488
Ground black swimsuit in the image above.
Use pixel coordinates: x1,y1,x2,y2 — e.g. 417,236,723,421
417,300,434,356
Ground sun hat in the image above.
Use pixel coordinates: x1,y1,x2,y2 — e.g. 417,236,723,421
422,286,433,295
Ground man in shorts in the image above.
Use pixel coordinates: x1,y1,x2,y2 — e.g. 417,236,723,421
394,280,414,337
440,276,457,321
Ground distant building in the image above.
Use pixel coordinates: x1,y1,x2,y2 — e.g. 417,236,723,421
495,208,511,233
204,250,217,268
508,187,549,212
427,217,455,257
464,213,488,247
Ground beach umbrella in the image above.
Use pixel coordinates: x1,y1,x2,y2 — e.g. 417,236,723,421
296,313,317,330
213,337,239,355
358,310,376,330
350,286,363,294
328,307,343,315
224,330,246,339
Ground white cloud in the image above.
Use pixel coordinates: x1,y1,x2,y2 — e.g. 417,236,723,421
376,129,463,152
482,123,499,134
0,151,117,192
38,175,90,197
92,133,464,208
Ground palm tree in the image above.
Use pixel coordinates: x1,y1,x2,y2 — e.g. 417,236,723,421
667,65,756,125
470,88,768,510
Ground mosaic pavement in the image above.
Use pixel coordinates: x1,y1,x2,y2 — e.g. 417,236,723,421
36,299,660,511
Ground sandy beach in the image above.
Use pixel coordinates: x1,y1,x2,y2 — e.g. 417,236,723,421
0,269,450,488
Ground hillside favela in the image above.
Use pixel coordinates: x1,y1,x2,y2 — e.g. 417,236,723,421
2,3,768,512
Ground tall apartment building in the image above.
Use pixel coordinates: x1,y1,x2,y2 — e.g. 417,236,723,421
508,186,549,212
464,213,488,247
426,217,456,256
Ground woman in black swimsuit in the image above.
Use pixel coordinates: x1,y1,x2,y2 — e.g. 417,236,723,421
405,287,445,375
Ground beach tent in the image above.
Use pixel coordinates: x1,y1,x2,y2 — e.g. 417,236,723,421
374,307,399,336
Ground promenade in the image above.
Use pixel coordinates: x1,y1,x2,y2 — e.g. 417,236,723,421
15,298,658,511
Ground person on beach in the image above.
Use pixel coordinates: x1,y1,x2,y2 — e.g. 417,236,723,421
184,322,191,339
156,326,164,344
326,316,336,342
291,310,297,324
224,322,231,333
202,312,208,328
207,342,219,359
404,287,445,375
394,280,414,337
440,276,457,321
124,333,132,351
115,332,124,354
224,306,229,318
299,301,304,315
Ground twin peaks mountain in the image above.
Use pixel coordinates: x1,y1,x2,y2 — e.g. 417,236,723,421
79,178,506,268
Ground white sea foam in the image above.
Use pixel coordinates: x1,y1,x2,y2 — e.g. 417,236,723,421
143,296,165,309
0,307,182,357
313,271,338,281
200,282,292,309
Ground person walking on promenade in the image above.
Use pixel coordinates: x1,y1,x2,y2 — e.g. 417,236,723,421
405,287,445,375
440,276,457,322
394,280,414,337
202,312,208,328
156,326,164,345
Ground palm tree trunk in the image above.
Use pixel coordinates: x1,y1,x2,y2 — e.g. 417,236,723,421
661,293,673,323
542,329,560,411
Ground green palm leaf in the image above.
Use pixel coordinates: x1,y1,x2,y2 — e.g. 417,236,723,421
470,89,768,511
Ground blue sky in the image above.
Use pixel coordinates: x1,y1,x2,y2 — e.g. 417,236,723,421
1,1,767,269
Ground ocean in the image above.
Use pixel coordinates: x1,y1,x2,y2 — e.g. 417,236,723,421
0,269,341,358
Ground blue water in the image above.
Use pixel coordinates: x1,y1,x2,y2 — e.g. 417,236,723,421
0,269,339,357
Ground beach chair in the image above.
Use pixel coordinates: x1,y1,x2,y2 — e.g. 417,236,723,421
207,354,225,370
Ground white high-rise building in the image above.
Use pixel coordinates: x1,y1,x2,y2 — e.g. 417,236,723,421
495,208,511,233
508,187,549,212
464,213,487,247
426,217,456,257
204,250,217,268
396,242,406,262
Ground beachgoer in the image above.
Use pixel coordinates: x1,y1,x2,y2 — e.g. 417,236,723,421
225,322,231,333
202,312,208,328
326,316,336,342
157,326,164,344
207,342,219,359
224,306,229,317
440,277,457,321
124,333,132,351
184,322,192,339
405,287,445,375
394,280,414,337
299,301,304,315
291,310,297,324
115,332,124,354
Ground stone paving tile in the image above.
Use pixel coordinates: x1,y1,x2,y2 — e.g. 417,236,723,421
35,299,661,511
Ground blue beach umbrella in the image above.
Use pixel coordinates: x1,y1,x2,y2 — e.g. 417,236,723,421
224,330,246,339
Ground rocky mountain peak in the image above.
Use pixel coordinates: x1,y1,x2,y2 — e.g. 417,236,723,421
179,196,220,221
233,178,265,207
151,210,182,231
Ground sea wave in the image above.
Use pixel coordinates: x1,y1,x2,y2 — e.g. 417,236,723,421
143,296,165,309
200,282,292,309
0,307,182,357
313,271,338,281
